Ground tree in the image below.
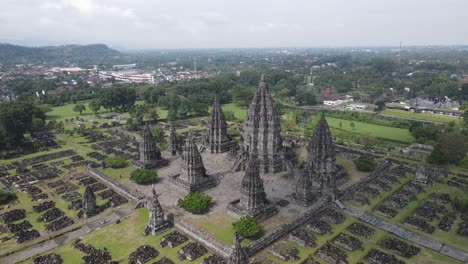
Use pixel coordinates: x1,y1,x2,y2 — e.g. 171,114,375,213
428,132,468,165
350,122,355,130
232,216,261,238
130,169,158,184
150,125,166,149
177,192,212,214
0,189,17,205
89,99,101,115
375,101,385,112
353,156,377,172
104,156,128,168
73,104,86,115
229,84,255,107
0,99,45,149
99,86,136,112
31,117,45,132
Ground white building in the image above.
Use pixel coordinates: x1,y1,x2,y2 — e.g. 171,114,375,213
346,104,367,111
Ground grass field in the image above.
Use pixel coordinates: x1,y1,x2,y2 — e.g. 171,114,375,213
20,208,215,264
381,109,462,124
221,103,247,120
46,100,167,122
326,116,414,144
260,213,461,264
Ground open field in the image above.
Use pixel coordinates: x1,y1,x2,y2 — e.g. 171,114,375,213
221,103,247,120
19,208,212,264
260,213,461,264
381,109,462,124
326,116,414,144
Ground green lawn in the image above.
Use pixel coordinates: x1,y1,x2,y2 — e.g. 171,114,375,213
262,213,461,264
20,208,213,264
221,103,247,120
326,116,414,144
381,109,462,124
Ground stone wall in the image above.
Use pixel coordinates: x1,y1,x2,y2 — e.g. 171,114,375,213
86,166,144,202
247,200,328,255
338,158,394,199
168,214,232,258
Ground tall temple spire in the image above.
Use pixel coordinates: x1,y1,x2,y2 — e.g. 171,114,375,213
228,156,277,221
228,233,249,264
205,95,235,153
239,157,267,211
306,113,337,199
170,132,217,192
136,124,167,168
167,125,178,156
82,186,99,218
145,186,170,235
180,132,207,184
239,75,283,174
294,163,316,206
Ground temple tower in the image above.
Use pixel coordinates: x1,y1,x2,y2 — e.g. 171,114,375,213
241,75,283,174
294,164,316,206
179,133,207,184
307,113,337,200
413,164,429,186
145,186,170,235
228,156,277,221
137,124,167,168
82,186,98,219
228,233,249,264
205,95,236,153
171,132,216,192
167,126,178,156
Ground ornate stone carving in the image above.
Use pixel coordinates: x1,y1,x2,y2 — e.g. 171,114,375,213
145,186,170,236
135,124,168,168
228,156,277,221
205,95,236,153
167,126,179,156
234,75,284,174
228,233,249,264
170,132,216,192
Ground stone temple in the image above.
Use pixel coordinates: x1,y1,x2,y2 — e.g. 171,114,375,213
170,132,216,192
233,75,284,174
144,186,170,236
167,126,179,156
228,156,277,221
82,185,99,219
134,124,168,169
228,233,249,264
204,95,236,153
413,164,429,186
296,113,338,204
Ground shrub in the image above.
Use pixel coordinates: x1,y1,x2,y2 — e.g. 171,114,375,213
0,189,17,205
130,169,158,184
105,156,128,168
227,129,241,138
177,192,212,214
232,216,261,238
353,156,376,172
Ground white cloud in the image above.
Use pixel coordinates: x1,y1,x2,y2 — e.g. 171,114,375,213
1,0,468,48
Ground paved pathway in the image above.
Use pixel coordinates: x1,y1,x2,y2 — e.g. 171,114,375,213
341,206,468,263
0,206,135,264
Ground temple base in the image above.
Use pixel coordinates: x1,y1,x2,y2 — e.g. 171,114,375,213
144,222,171,236
133,159,169,169
168,174,217,193
227,199,278,222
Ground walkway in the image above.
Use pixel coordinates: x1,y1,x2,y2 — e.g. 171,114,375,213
0,206,135,264
341,206,468,263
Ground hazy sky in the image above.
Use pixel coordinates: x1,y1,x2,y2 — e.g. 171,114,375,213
1,0,468,49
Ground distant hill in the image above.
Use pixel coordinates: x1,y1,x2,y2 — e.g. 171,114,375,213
0,43,121,65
